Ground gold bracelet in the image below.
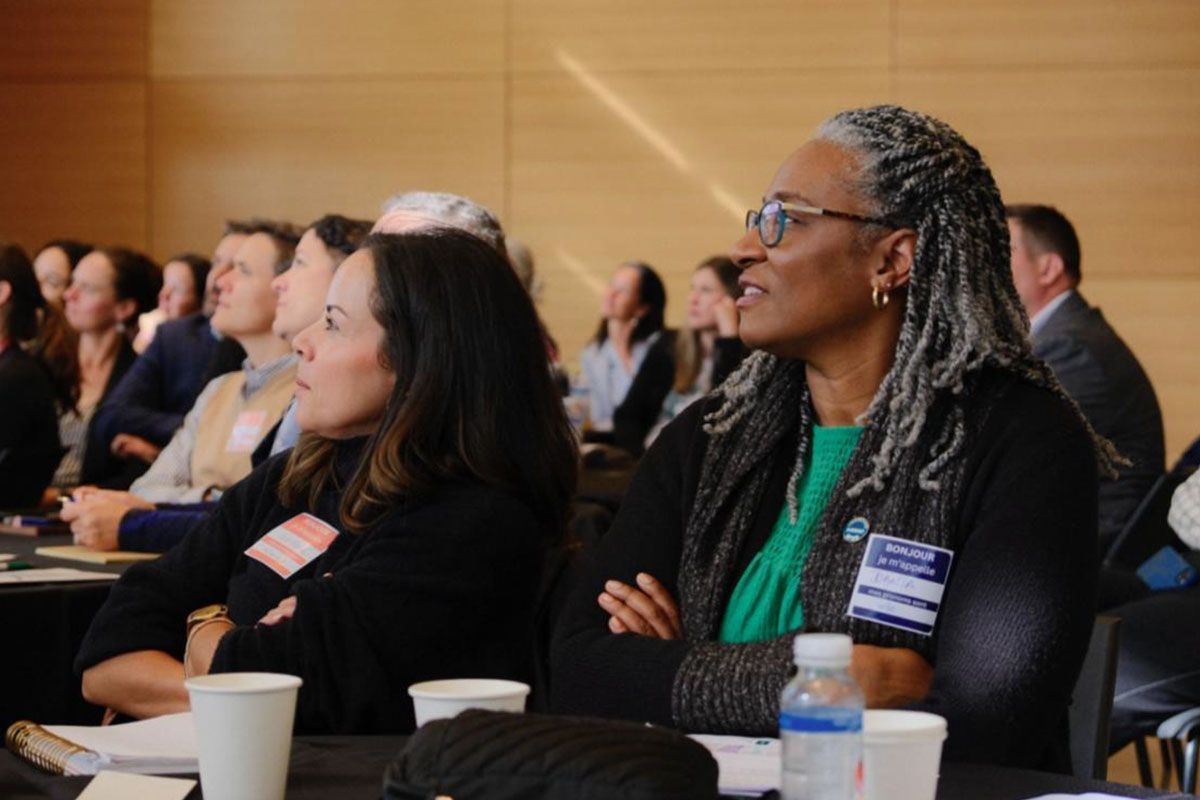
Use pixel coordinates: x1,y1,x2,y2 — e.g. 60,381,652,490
183,617,233,679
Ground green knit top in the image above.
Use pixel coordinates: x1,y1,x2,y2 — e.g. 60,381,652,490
718,424,863,644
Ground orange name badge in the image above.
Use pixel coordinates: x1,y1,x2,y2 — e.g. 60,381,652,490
244,513,340,579
225,410,268,453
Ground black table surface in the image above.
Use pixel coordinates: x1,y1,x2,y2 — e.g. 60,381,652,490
0,531,131,576
0,532,135,732
0,532,1190,799
0,737,1190,800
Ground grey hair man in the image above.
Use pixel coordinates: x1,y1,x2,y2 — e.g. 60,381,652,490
375,191,507,256
1006,203,1164,549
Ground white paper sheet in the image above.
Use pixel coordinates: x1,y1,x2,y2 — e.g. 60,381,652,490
690,734,781,795
76,770,195,800
0,567,119,584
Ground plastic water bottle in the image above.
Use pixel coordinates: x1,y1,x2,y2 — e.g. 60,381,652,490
780,633,864,800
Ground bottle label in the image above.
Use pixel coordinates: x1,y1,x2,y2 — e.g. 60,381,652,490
780,708,863,733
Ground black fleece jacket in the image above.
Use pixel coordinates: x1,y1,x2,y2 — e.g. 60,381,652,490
77,440,547,734
551,375,1098,769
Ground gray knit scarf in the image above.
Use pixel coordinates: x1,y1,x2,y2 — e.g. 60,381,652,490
671,352,993,734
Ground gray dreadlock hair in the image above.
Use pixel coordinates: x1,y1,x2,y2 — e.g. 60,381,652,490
710,105,1121,510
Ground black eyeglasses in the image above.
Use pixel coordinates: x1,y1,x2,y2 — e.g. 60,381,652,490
745,199,893,247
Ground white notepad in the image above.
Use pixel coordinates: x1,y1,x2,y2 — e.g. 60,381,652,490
43,712,199,775
0,567,119,584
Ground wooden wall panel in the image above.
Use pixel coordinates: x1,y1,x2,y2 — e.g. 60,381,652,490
0,0,147,79
149,78,505,258
512,0,891,73
511,69,890,364
1086,277,1200,462
150,0,504,78
897,0,1200,69
1,1,1196,458
0,82,147,254
895,68,1200,280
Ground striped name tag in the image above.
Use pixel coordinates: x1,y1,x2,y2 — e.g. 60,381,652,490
245,513,339,579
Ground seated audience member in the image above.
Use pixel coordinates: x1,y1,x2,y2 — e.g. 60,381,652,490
159,253,210,321
97,194,512,553
50,247,161,494
375,189,506,250
0,243,65,507
93,222,252,464
1108,468,1200,752
62,224,301,542
133,253,210,352
76,229,578,734
613,256,744,454
1006,204,1164,550
508,237,565,383
112,215,373,553
33,239,91,307
260,215,374,459
551,105,1111,770
376,199,568,398
507,238,543,302
579,262,667,433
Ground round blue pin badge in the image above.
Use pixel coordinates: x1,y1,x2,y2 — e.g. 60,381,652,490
842,516,870,542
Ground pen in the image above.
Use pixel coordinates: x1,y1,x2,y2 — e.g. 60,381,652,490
0,561,33,571
3,516,53,527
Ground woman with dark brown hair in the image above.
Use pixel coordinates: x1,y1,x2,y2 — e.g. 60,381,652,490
77,229,579,734
50,246,161,494
0,242,64,507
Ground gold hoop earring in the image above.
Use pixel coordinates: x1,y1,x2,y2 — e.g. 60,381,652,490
871,286,890,310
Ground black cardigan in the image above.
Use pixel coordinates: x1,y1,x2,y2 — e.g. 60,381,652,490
79,339,144,489
77,442,548,734
0,346,62,507
612,332,745,456
550,374,1097,769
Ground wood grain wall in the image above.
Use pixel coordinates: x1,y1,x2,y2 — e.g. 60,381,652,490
1,0,1196,458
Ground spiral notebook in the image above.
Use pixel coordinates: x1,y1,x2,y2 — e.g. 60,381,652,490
5,712,199,775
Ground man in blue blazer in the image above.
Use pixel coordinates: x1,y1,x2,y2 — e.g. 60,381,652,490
92,223,250,463
1007,204,1165,551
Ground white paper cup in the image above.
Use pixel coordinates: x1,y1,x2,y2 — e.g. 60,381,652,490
862,710,947,800
407,678,530,727
185,672,302,800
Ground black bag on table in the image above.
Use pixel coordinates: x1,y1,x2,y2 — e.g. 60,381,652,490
381,709,720,800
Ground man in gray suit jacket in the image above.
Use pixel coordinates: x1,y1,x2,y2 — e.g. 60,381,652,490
1007,204,1165,551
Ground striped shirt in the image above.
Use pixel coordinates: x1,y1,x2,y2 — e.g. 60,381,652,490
51,402,96,489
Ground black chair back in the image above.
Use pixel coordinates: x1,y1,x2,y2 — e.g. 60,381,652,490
528,498,618,712
1069,615,1121,780
0,444,66,509
1103,468,1195,571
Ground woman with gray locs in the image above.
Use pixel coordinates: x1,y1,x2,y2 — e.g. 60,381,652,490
551,105,1115,769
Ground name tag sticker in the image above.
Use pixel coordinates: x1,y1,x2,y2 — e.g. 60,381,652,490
245,513,339,579
847,534,954,637
225,410,267,453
